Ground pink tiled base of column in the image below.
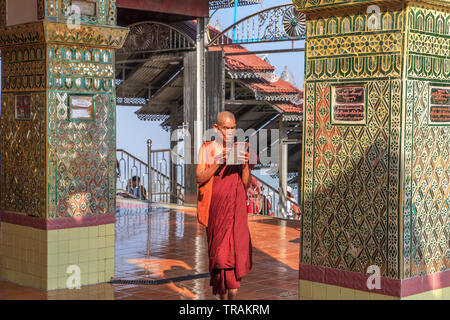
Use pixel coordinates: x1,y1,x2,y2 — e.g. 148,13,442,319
0,212,116,290
0,210,115,230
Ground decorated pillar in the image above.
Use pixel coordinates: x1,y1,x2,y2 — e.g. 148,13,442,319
0,0,128,289
295,0,449,299
278,118,288,219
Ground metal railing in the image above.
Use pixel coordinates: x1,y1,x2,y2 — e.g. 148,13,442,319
117,21,196,58
247,174,300,220
116,144,184,204
147,139,184,204
116,149,149,200
117,144,297,220
207,4,306,47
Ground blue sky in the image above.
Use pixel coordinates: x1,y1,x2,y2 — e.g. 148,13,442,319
116,106,170,160
208,0,305,87
117,1,305,189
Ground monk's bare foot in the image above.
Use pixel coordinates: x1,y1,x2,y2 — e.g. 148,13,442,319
228,289,238,300
220,291,228,300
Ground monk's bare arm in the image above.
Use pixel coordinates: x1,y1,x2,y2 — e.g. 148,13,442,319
238,149,252,189
196,162,220,185
196,143,221,185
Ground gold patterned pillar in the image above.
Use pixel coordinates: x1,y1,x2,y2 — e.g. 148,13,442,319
0,0,128,290
295,0,449,300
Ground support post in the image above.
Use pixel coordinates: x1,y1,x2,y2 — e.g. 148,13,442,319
278,117,288,219
196,17,205,153
183,17,206,206
205,50,225,130
147,139,153,202
231,80,235,100
170,107,177,203
232,0,238,42
297,143,302,218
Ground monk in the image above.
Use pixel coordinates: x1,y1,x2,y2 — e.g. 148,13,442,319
196,111,254,300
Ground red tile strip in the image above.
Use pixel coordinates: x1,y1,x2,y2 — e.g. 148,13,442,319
116,199,150,209
0,211,115,230
299,263,450,297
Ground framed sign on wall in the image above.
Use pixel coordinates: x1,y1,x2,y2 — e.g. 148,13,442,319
429,85,450,125
331,84,366,125
68,94,95,121
71,0,98,17
15,95,31,120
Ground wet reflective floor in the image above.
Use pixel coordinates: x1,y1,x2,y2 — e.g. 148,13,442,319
0,199,300,300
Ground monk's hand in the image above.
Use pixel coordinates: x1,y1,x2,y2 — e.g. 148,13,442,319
223,147,232,163
212,147,229,164
237,150,249,164
213,153,224,164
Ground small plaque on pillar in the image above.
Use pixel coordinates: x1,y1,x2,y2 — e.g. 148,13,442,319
429,86,450,125
331,85,366,125
69,95,94,121
15,95,31,120
71,0,97,17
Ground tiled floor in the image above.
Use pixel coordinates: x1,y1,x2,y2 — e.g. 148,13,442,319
0,199,301,300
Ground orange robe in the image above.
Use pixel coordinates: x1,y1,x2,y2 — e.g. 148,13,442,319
207,163,253,295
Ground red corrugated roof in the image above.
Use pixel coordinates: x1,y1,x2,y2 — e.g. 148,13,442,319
239,78,303,113
206,23,303,114
274,103,303,113
210,45,275,72
241,78,302,95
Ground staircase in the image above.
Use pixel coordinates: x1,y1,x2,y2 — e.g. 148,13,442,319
116,147,184,204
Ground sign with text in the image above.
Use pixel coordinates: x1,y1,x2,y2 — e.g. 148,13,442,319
71,0,97,17
429,86,450,125
332,85,366,125
15,95,31,120
69,95,94,120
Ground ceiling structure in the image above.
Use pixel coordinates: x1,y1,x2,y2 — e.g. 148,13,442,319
115,3,303,177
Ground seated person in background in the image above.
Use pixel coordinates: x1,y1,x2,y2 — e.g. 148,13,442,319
265,191,274,217
261,192,272,216
247,177,262,214
286,186,299,219
118,176,147,200
128,176,147,200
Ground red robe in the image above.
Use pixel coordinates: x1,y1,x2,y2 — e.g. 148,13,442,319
207,164,252,294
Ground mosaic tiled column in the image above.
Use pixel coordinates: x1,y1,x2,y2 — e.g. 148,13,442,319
294,0,449,300
0,0,128,290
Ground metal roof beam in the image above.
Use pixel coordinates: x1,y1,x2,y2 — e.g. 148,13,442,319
225,99,270,106
116,54,185,65
224,48,305,56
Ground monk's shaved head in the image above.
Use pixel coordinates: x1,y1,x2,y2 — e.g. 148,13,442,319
214,111,236,145
216,111,235,126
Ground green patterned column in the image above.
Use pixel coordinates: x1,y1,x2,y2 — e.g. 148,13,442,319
0,0,128,289
294,0,449,300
